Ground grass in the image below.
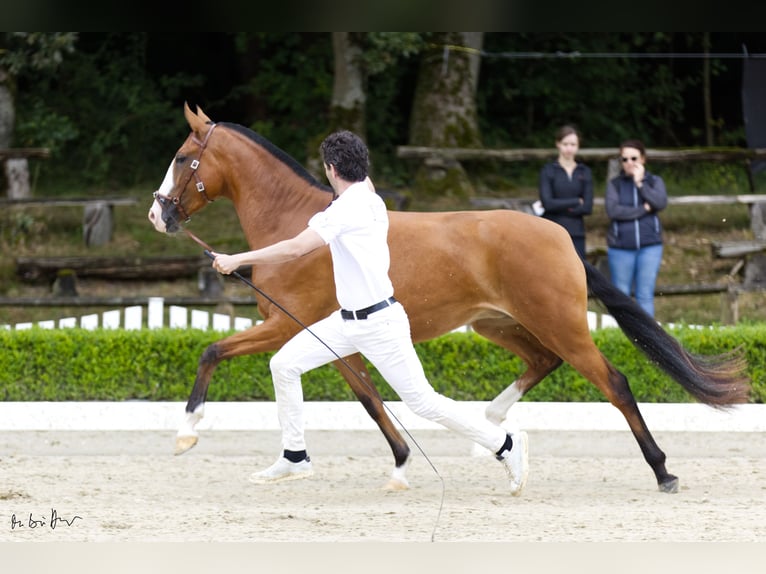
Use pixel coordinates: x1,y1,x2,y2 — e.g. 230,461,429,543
2,164,766,327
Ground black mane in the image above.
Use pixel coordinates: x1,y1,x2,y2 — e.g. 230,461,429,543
219,122,332,194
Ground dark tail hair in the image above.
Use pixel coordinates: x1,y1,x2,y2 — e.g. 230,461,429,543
583,260,750,407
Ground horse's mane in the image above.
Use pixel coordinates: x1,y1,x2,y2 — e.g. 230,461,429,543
219,122,332,194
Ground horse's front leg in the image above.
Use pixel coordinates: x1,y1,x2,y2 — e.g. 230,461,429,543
175,343,222,454
175,323,291,455
335,354,411,490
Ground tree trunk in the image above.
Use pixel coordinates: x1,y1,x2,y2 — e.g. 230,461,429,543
330,32,366,137
703,32,714,146
408,32,484,198
305,33,366,179
0,67,13,149
0,66,25,198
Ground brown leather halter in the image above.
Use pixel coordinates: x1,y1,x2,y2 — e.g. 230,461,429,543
154,122,218,224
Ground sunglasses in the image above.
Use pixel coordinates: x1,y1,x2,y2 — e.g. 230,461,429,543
621,156,639,163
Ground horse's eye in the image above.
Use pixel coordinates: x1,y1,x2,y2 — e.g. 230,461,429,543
175,155,187,165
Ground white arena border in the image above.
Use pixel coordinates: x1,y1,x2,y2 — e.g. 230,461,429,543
0,401,764,432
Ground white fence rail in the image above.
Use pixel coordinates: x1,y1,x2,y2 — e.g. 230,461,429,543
1,298,700,333
2,296,624,333
1,296,258,332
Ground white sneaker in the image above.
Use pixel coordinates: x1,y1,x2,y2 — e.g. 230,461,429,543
249,456,314,484
497,431,528,496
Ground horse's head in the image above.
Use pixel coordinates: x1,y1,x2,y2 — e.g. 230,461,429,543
148,102,226,234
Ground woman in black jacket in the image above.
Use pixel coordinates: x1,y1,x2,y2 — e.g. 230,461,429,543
605,139,668,318
538,125,594,259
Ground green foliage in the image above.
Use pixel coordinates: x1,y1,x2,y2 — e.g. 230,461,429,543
0,328,268,401
0,32,77,75
477,33,745,149
234,33,334,164
358,33,427,75
13,99,78,152
1,326,764,403
14,33,192,190
659,160,751,196
7,32,761,195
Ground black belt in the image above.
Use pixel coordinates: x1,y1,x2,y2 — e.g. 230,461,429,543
340,297,397,320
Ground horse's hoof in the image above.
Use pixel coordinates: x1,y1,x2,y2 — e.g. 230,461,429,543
174,435,198,455
382,478,410,491
658,475,679,493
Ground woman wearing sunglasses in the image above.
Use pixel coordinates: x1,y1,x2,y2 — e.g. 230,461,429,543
605,139,668,318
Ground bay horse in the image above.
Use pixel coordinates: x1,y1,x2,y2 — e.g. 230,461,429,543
148,103,750,493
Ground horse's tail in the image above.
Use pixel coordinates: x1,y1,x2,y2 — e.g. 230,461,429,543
583,260,750,407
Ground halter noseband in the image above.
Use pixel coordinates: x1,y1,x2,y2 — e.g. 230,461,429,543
155,122,218,224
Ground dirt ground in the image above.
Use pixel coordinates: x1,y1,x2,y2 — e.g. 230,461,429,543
1,428,765,545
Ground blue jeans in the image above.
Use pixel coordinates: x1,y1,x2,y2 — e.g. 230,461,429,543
607,244,663,317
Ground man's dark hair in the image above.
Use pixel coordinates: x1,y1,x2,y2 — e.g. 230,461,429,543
319,130,369,182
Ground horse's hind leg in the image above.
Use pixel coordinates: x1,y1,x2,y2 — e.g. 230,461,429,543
606,363,678,492
568,349,678,493
471,319,563,425
336,353,412,490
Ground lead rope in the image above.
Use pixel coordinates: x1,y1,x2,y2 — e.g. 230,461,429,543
183,228,445,541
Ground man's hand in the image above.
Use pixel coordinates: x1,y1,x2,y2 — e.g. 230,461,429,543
211,252,240,275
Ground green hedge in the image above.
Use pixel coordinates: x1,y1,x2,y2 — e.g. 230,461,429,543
1,325,764,403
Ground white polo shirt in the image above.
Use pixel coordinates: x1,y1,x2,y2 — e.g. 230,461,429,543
308,181,394,311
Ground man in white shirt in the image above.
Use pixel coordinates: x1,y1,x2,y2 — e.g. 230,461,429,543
211,130,529,495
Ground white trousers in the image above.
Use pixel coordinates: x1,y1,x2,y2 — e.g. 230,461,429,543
269,302,507,454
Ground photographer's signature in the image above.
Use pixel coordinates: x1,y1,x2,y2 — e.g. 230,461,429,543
10,508,82,530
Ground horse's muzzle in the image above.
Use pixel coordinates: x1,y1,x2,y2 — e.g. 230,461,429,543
149,193,183,234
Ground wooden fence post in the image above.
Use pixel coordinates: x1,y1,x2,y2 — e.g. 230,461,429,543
606,157,621,186
4,158,31,199
750,201,766,241
721,286,739,325
83,201,114,246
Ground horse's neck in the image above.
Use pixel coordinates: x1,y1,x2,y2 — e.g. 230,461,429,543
222,138,332,249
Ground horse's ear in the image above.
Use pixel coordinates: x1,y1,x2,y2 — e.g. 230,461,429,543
184,101,211,135
196,106,212,124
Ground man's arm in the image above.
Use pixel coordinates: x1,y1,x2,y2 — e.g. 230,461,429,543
211,227,325,274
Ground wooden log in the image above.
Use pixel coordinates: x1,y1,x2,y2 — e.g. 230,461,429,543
397,146,766,163
653,283,728,295
15,255,210,283
0,147,50,160
666,194,766,205
471,195,766,210
711,241,766,258
0,196,138,207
